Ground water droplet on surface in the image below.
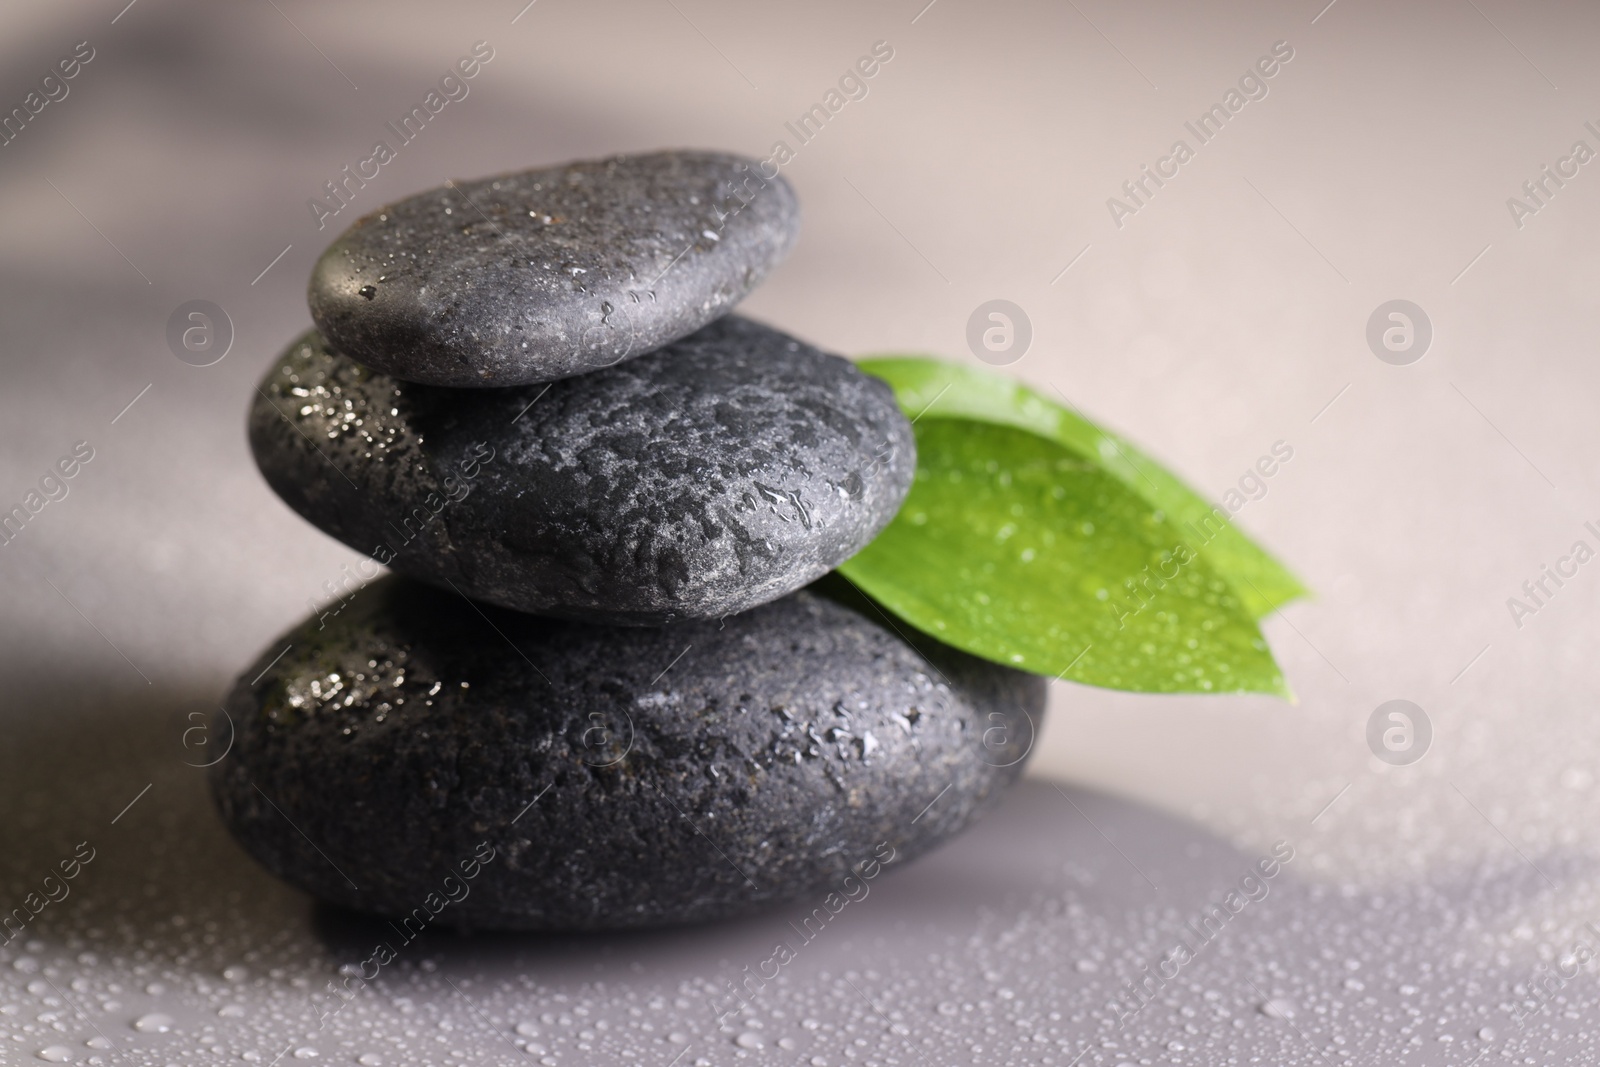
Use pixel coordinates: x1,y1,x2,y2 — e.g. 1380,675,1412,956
292,1048,318,1060
735,1032,763,1049
37,1047,73,1062
1259,999,1296,1020
133,1012,174,1033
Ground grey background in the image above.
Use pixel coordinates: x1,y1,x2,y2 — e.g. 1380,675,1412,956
3,0,1599,1063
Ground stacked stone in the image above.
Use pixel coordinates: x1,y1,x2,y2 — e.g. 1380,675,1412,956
213,151,1045,931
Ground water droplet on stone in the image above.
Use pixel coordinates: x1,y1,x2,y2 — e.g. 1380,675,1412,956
133,1012,174,1033
37,1046,73,1062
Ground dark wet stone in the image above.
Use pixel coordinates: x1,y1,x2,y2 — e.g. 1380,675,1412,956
247,317,914,625
308,150,800,387
210,576,1046,931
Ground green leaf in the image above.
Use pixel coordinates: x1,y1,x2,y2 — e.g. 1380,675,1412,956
858,356,1307,618
837,419,1289,696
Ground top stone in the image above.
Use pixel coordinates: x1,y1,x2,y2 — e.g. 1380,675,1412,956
308,151,800,387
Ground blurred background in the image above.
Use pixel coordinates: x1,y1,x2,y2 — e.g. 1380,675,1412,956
3,0,1600,1063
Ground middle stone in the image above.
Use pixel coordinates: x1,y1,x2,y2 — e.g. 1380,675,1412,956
249,316,916,625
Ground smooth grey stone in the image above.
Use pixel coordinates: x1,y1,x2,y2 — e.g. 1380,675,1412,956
210,576,1047,932
247,317,915,625
308,150,800,387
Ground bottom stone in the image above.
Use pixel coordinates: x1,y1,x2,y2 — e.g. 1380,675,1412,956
211,576,1046,931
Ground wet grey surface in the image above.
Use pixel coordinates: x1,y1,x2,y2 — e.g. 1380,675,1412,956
3,692,1595,1066
308,151,800,386
4,0,1600,1064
